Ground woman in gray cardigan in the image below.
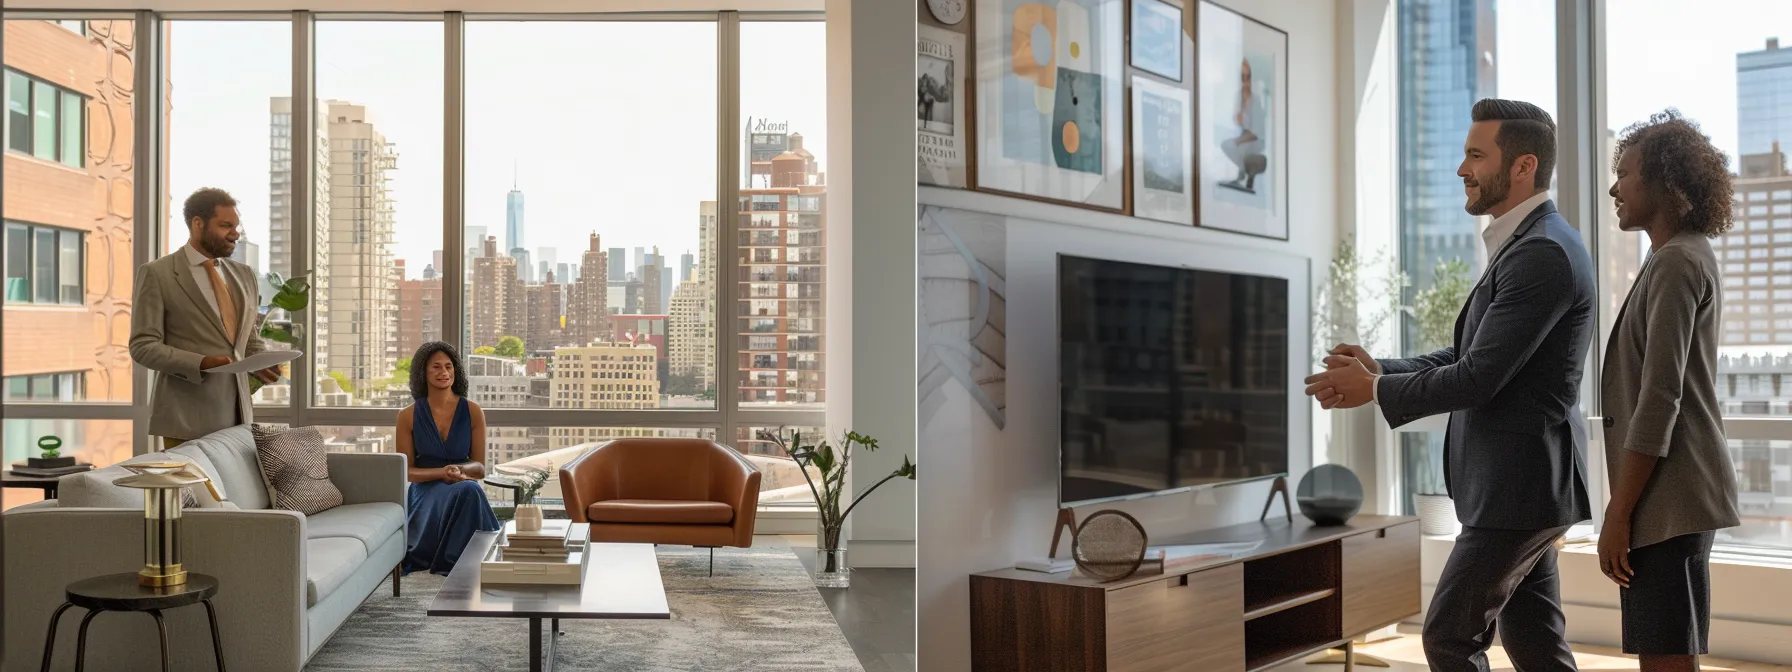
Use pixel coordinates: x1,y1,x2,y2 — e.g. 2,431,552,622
1600,109,1741,671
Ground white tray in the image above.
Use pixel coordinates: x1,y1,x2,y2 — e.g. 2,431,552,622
479,542,586,586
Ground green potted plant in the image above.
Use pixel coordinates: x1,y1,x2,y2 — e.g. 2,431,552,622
250,272,311,395
760,428,916,588
29,436,73,469
1406,258,1471,535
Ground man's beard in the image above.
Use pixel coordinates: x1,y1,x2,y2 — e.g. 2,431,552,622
200,232,234,258
1465,168,1510,216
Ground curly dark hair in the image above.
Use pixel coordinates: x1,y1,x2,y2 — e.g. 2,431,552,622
183,188,238,228
409,341,469,400
1612,109,1734,238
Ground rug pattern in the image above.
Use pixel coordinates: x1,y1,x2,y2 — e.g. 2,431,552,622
305,545,863,671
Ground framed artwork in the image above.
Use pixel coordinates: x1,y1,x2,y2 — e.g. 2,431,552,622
919,25,968,188
975,0,1127,210
1129,0,1182,81
1130,76,1193,224
1196,0,1289,240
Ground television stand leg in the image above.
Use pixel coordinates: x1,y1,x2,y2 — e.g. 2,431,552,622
1047,508,1077,558
1260,476,1292,523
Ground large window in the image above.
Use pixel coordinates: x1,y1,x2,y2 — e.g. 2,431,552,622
1394,0,1557,515
1602,1,1792,549
462,20,718,412
3,67,85,168
738,21,826,411
2,18,137,423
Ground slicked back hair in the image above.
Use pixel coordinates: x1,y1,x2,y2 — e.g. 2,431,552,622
1472,98,1557,190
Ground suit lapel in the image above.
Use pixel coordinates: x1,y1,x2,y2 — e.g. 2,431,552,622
170,253,233,344
1454,201,1555,349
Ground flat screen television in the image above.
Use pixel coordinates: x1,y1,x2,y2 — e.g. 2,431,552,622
1058,254,1290,506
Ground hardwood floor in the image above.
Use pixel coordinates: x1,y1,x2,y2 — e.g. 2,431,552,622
1272,624,1792,671
759,534,917,672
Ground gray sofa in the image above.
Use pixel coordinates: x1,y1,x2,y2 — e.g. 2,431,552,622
3,424,407,671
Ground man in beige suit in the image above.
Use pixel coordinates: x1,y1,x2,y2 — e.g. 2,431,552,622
130,188,282,448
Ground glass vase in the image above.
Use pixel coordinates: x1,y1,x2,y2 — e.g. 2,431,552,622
814,548,850,588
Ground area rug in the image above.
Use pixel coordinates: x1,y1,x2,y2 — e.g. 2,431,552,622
305,545,864,671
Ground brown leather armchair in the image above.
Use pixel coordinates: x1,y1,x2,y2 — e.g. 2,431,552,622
559,439,761,572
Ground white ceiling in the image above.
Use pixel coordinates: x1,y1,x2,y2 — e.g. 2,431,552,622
3,0,821,12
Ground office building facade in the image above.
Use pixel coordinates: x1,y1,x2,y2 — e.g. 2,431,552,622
319,100,400,394
1739,38,1792,158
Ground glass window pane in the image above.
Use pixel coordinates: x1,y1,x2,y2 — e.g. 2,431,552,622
1396,0,1556,515
5,223,29,301
6,71,29,152
739,21,826,411
2,419,131,510
3,19,138,404
4,377,26,401
58,229,80,304
31,81,55,160
1603,6,1792,548
464,21,717,411
736,425,820,507
167,20,291,407
32,228,54,303
58,90,81,167
314,20,444,408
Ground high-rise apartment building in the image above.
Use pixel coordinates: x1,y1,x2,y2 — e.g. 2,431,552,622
525,271,567,352
1718,143,1792,346
549,342,660,448
681,251,695,283
608,247,626,282
316,100,400,393
1740,38,1792,157
270,96,333,380
566,233,612,347
668,280,714,392
471,236,524,349
699,201,718,284
737,130,826,406
398,260,444,357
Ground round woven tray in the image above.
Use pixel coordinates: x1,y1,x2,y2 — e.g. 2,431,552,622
1072,509,1147,582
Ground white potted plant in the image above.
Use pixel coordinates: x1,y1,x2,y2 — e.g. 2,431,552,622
759,428,916,589
510,468,551,532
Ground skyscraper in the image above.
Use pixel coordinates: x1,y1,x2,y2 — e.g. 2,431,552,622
681,251,695,283
320,99,400,394
270,97,333,382
1720,142,1792,345
567,233,612,346
1739,38,1792,157
398,260,443,358
1397,0,1496,346
641,248,664,315
661,266,674,315
472,236,524,350
607,247,627,282
506,172,527,278
737,128,826,406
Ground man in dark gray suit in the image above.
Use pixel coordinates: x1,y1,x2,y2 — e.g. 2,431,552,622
1306,99,1593,671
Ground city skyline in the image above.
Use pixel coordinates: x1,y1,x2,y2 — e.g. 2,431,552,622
164,20,826,282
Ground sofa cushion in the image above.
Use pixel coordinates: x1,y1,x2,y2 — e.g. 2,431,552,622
587,499,734,525
253,425,343,515
172,425,271,510
305,537,367,607
306,502,405,556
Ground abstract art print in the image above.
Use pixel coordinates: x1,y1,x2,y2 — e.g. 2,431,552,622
1129,0,1182,81
918,206,1007,432
919,25,968,188
1196,0,1288,240
975,0,1126,209
1130,76,1193,224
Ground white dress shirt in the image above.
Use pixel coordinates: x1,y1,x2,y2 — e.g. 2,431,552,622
1370,191,1552,402
184,243,240,338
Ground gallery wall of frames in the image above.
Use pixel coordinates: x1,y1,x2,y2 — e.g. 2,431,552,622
918,0,1289,240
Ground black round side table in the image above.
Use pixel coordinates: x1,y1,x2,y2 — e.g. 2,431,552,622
40,572,225,672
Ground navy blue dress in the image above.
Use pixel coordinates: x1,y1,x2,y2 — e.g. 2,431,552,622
403,397,501,575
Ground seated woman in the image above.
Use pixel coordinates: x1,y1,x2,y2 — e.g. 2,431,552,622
397,341,501,575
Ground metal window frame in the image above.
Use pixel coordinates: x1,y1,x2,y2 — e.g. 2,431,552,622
4,9,826,458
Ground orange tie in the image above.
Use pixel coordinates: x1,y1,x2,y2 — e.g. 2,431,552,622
204,259,239,344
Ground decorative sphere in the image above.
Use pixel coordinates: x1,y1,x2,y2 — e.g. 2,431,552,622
1296,464,1363,526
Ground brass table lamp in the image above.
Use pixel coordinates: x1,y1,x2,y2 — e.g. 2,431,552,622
112,461,219,588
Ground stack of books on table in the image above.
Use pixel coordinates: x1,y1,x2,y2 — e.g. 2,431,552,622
498,519,572,561
8,461,92,478
482,519,582,586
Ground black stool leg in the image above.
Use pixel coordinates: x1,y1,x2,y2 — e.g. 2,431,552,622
40,602,73,672
393,562,402,597
73,609,100,672
148,609,170,672
709,547,715,577
202,599,226,672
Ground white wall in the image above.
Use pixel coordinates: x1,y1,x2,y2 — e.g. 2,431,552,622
915,2,1340,668
826,0,918,568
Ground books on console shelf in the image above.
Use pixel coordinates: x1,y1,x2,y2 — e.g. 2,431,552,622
7,463,92,477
